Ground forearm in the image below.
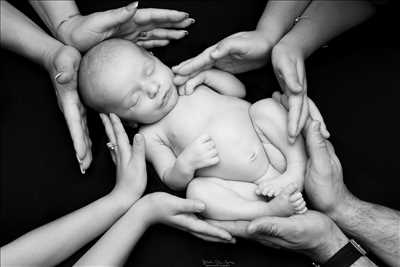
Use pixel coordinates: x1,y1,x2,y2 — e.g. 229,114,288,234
203,70,246,98
0,1,63,69
256,0,311,44
332,195,400,267
73,201,149,266
163,158,195,191
29,0,80,36
279,0,375,58
0,193,131,267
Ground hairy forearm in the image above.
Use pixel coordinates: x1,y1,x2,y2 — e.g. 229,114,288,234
280,0,375,58
333,195,400,267
0,1,62,69
0,194,131,267
73,201,149,266
256,0,311,44
29,0,80,36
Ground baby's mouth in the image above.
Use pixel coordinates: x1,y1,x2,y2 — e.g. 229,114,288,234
161,87,171,107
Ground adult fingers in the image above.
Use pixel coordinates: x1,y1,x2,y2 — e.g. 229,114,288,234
63,99,92,173
173,72,199,87
296,94,309,136
210,36,244,60
98,2,138,31
109,113,130,161
172,45,217,75
133,8,190,25
278,59,303,94
137,28,188,41
136,39,169,48
171,214,233,241
99,113,117,145
130,133,146,162
308,98,330,138
191,232,236,243
287,94,303,143
206,220,250,239
305,120,332,172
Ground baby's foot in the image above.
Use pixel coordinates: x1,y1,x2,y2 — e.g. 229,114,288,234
266,183,307,217
256,175,301,198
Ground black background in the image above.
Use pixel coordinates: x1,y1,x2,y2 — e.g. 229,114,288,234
1,0,399,266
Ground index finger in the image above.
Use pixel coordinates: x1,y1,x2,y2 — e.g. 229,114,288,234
99,113,116,144
134,8,189,24
172,45,217,75
110,113,131,160
206,220,250,238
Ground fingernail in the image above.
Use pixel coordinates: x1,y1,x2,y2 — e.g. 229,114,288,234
230,237,237,244
76,153,83,164
134,134,142,144
189,18,195,24
313,121,321,131
183,30,188,36
54,72,63,81
196,202,206,211
127,1,138,10
183,12,189,18
139,32,147,37
80,165,86,174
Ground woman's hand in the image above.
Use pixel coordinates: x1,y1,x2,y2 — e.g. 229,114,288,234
45,44,92,173
100,113,147,206
137,192,235,243
172,30,273,85
271,41,310,143
57,2,193,52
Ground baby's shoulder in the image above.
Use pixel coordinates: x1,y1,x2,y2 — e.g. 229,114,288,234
139,124,166,144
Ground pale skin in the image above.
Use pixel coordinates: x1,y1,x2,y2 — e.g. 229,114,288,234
78,40,324,221
2,0,193,173
0,114,234,267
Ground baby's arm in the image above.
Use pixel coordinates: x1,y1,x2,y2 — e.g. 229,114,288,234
143,130,219,191
250,98,306,197
179,69,246,98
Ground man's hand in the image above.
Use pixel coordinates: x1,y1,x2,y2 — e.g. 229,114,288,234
46,44,92,173
271,41,309,143
58,2,193,52
100,113,147,205
208,211,349,263
179,134,219,172
303,119,351,217
172,30,273,81
137,192,235,243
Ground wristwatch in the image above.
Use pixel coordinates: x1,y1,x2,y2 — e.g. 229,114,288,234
312,239,367,267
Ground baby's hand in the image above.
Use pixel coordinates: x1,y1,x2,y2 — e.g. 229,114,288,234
176,71,208,96
180,134,219,172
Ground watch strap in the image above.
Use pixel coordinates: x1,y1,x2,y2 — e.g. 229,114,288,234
321,239,367,267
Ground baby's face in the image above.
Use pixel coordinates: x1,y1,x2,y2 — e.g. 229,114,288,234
98,45,178,124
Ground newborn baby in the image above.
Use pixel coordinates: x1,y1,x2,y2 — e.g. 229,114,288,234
79,39,307,220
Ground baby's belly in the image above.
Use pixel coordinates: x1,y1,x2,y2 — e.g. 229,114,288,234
195,107,270,182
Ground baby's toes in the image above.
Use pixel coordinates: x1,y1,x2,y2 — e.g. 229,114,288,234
294,199,307,214
289,191,303,202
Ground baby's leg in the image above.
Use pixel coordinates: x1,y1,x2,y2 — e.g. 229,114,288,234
250,98,307,197
186,177,306,221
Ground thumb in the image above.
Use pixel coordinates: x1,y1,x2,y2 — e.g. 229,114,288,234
306,120,331,169
211,38,243,60
99,1,138,30
248,216,292,237
178,198,206,213
131,133,146,163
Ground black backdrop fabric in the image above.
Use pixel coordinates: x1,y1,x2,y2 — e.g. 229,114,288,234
1,1,399,266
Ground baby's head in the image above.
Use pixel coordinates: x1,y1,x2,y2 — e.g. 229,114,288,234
79,39,178,125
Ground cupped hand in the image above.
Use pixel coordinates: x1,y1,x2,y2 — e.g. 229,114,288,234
138,192,235,243
208,210,349,263
100,113,147,205
302,120,351,218
46,44,92,174
172,30,272,85
271,41,310,143
58,2,193,52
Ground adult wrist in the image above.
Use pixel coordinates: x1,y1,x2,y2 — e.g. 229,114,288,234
328,191,359,224
312,228,349,264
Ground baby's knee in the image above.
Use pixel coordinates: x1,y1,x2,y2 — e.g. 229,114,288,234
186,177,221,201
250,98,283,122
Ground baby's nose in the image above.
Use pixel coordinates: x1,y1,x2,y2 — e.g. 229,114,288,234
146,82,160,99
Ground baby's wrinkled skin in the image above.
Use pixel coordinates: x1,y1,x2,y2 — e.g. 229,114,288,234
80,39,307,220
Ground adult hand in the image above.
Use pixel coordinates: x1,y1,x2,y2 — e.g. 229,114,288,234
303,119,351,218
138,192,235,243
58,2,194,52
172,30,273,85
100,113,147,204
208,211,349,264
46,44,92,173
271,40,310,143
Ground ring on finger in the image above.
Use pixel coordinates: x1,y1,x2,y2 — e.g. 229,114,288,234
106,142,118,151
